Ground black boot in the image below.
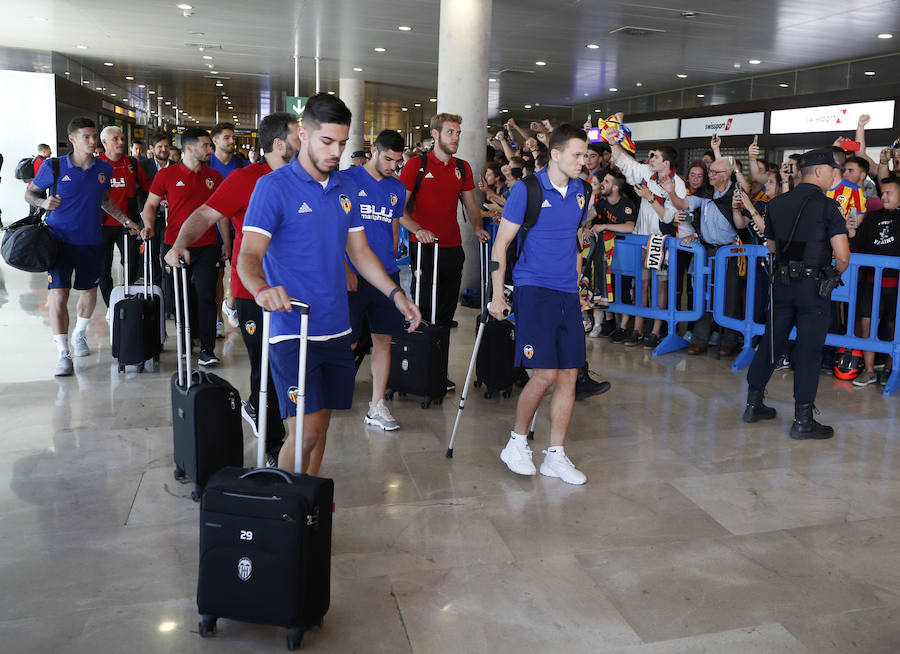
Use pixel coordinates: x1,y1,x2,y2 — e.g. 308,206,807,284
575,362,611,400
790,403,834,440
742,387,776,423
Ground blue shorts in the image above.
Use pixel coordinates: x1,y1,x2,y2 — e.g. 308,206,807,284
48,242,104,290
513,285,585,370
270,334,355,418
348,271,404,339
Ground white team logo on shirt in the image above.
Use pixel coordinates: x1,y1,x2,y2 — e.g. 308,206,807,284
424,172,435,179
389,192,398,206
61,175,71,182
175,180,186,187
540,199,552,208
358,189,368,197
298,202,313,213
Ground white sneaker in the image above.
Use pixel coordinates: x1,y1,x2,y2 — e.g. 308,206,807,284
222,299,239,328
500,435,536,476
364,399,400,431
54,354,74,376
216,320,225,338
589,324,603,338
540,448,587,485
71,333,90,357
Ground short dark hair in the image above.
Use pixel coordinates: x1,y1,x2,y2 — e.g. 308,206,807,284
210,122,236,140
485,162,502,179
655,146,678,171
880,177,900,192
302,92,352,129
605,170,628,193
535,152,549,169
258,112,298,154
831,146,847,166
845,156,870,174
67,116,95,135
548,123,587,153
181,127,210,149
509,156,526,168
170,146,181,154
702,149,715,160
150,132,170,147
510,167,525,180
374,129,405,153
133,140,144,147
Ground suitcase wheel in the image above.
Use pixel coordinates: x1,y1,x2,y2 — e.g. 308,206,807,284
384,389,394,401
484,391,494,399
173,466,186,481
118,364,125,373
501,389,512,399
198,615,217,637
399,392,407,398
138,362,145,373
191,486,201,502
154,355,160,365
286,627,304,650
473,380,482,388
420,398,431,409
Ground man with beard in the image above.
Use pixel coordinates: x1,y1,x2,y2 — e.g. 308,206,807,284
165,112,300,465
399,112,490,391
141,127,223,366
137,132,173,315
238,93,421,475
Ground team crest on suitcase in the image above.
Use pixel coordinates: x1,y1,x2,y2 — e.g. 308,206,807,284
244,320,256,335
339,194,352,214
237,557,252,581
576,193,585,210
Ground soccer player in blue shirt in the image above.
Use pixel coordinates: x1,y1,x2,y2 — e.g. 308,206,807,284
489,123,592,485
343,129,436,431
238,94,421,475
26,116,143,377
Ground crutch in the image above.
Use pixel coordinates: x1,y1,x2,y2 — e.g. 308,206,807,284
446,240,507,458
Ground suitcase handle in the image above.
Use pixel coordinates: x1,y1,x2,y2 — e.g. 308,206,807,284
239,468,294,484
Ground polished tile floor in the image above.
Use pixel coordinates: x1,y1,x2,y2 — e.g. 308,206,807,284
2,261,900,653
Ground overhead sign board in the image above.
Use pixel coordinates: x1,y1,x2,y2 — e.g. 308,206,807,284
629,118,679,142
680,112,765,138
286,95,308,117
770,100,895,134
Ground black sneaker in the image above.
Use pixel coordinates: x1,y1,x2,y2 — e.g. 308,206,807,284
575,364,612,400
878,369,891,387
197,348,220,366
265,447,281,468
448,320,459,328
774,354,791,371
644,333,661,349
599,320,616,337
623,330,643,347
446,378,456,392
241,401,258,429
609,327,628,344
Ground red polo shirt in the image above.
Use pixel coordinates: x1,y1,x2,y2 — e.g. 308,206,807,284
149,163,222,246
205,162,272,300
99,154,152,226
399,151,474,248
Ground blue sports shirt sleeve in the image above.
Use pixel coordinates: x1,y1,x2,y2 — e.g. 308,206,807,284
501,180,527,225
242,176,283,239
31,158,53,191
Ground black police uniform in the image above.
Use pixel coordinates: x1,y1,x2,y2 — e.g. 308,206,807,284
744,176,847,437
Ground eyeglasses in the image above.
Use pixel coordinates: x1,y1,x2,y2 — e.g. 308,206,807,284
709,168,730,175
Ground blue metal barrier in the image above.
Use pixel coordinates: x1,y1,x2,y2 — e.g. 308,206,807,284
606,233,707,356
712,247,900,396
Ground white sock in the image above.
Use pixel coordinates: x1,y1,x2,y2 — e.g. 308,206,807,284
72,316,90,337
546,446,564,455
510,431,527,442
54,334,69,356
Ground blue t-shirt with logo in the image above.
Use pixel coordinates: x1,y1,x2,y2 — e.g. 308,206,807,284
209,155,242,179
33,155,113,245
502,169,587,293
342,165,403,276
243,158,364,340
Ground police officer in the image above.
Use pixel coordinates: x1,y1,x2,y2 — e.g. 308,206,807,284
742,148,850,439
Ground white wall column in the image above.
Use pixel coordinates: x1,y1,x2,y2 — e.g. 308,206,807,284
339,77,365,170
437,0,491,292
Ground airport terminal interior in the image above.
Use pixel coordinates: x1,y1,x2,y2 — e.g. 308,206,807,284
2,1,900,652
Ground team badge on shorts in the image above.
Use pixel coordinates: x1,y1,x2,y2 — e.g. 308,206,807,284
98,173,106,185
523,344,534,359
576,193,585,210
288,385,299,404
339,194,352,214
244,320,256,335
205,177,215,189
389,192,398,206
47,274,53,284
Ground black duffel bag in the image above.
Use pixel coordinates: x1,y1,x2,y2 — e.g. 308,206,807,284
1,215,60,272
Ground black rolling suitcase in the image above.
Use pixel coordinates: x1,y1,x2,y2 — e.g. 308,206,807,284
472,240,516,398
197,300,333,651
385,239,449,409
111,236,164,372
170,263,243,501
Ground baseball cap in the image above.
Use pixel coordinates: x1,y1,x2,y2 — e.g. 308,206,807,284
800,147,844,170
351,150,366,159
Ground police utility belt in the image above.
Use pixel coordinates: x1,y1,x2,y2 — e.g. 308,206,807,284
775,260,843,299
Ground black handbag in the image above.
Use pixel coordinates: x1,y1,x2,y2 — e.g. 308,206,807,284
1,215,60,272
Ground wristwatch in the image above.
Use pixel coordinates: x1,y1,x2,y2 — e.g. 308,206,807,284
123,219,132,227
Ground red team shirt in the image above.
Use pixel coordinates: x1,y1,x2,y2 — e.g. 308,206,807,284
149,163,223,246
399,151,474,248
205,162,272,300
99,154,152,226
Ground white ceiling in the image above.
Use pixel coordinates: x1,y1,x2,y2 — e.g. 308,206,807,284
1,0,898,127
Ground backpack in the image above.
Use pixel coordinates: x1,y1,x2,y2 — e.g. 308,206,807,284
15,157,38,182
405,152,467,219
503,174,591,284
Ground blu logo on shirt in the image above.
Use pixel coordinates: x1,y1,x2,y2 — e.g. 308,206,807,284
360,202,395,224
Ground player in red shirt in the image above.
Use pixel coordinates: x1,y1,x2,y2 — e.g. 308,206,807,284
164,113,300,464
97,126,152,306
398,113,489,390
141,127,223,366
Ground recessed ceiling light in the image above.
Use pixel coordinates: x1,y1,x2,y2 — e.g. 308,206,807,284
733,62,742,68
877,33,893,39
148,90,155,94
210,70,218,74
535,61,546,66
429,97,436,102
488,78,497,82
327,91,335,95
103,62,114,66
586,43,599,49
215,81,223,86
111,93,116,96
401,107,408,111
32,16,47,22
414,103,421,107
524,104,532,108
165,101,172,105
207,64,214,68
594,109,601,112
353,67,363,71
681,11,698,18
398,25,412,31
583,92,589,96
676,73,688,78
223,95,228,99
202,55,213,60
500,109,508,113
125,75,134,80
233,115,238,118
374,47,386,52
636,81,643,87
779,82,790,87
609,87,618,92
76,44,88,49
748,59,761,65
96,86,103,90
696,93,705,97
177,3,193,9
64,71,70,75
865,70,876,76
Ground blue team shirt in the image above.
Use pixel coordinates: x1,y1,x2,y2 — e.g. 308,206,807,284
502,169,587,293
33,155,113,245
209,155,242,179
342,165,403,276
243,158,364,340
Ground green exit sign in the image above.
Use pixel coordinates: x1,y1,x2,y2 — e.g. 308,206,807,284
286,96,308,117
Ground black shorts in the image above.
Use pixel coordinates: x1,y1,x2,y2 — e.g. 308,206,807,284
348,271,404,339
48,242,104,290
857,282,898,321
